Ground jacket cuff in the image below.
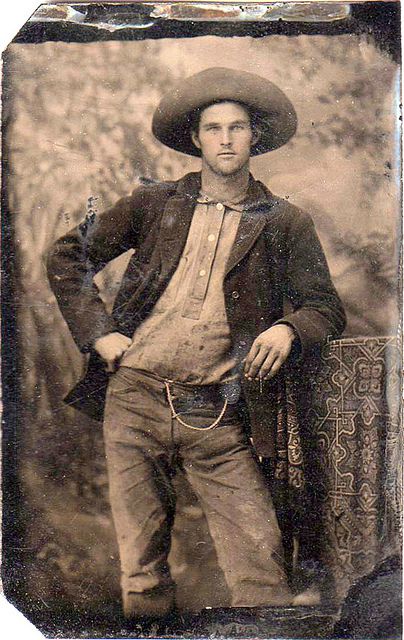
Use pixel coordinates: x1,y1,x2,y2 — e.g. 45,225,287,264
272,320,302,360
274,309,334,359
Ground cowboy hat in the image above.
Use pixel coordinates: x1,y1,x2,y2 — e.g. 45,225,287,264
152,67,297,157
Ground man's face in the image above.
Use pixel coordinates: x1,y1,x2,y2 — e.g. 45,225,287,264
191,102,259,177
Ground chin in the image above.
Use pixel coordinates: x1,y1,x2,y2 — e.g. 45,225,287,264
215,163,244,176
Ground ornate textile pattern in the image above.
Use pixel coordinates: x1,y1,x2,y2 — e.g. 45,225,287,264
312,336,401,599
274,378,305,490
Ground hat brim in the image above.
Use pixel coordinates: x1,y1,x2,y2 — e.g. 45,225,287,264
152,67,297,157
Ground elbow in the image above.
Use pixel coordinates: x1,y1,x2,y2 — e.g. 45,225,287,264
330,297,347,339
336,292,347,336
45,238,68,295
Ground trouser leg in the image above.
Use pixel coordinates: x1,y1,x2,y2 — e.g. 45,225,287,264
181,418,292,607
260,458,295,576
103,369,175,617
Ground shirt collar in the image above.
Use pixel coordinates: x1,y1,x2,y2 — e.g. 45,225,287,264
176,171,275,212
196,192,247,212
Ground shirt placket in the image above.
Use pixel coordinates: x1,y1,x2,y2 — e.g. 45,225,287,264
181,202,226,320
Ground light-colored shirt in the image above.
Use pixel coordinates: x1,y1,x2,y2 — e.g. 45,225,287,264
120,194,245,384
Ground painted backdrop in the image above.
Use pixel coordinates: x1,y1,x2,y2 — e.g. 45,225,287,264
3,32,400,621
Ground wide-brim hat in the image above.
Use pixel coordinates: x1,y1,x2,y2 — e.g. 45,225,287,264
152,67,297,157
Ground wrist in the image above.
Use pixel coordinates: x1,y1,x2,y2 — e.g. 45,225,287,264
278,323,296,342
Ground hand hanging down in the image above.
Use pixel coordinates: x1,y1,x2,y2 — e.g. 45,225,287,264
244,324,296,381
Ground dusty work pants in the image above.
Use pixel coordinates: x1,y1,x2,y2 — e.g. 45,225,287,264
103,367,292,617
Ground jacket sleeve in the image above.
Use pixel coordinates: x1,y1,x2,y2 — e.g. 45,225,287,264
275,208,346,357
46,188,147,351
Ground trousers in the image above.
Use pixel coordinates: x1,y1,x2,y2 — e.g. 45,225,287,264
103,367,292,617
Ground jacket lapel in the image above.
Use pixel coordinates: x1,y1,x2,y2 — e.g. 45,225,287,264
225,179,273,275
158,195,196,278
158,173,201,278
225,212,267,275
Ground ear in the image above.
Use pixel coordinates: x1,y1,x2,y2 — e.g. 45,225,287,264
191,130,201,150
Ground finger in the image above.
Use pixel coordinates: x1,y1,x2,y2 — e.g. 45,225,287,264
115,345,129,361
102,347,123,362
104,345,129,370
118,335,132,348
105,359,116,373
256,352,278,379
246,347,269,380
263,357,283,380
120,341,132,353
244,342,261,375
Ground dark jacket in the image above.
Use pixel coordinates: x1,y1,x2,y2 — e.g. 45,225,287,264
47,171,346,456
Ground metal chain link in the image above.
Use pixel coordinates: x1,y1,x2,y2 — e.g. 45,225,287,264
165,381,228,431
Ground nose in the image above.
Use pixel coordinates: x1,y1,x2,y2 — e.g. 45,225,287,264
220,128,232,146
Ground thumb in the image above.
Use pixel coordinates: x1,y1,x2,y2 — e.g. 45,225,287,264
105,359,116,373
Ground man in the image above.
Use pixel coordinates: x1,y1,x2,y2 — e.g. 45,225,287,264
47,68,345,619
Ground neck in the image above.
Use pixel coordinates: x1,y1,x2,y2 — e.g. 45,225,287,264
200,163,250,202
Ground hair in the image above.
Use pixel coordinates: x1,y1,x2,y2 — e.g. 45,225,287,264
188,100,261,137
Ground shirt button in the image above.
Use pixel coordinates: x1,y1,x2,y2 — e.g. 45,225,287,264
216,203,224,211
199,269,206,277
208,234,215,242
232,290,240,299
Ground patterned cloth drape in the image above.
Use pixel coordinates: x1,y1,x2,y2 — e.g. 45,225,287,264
266,336,401,599
312,336,401,598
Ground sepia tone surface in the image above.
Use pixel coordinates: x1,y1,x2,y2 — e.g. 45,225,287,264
2,26,401,637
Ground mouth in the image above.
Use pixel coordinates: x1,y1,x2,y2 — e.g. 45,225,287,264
218,152,236,157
